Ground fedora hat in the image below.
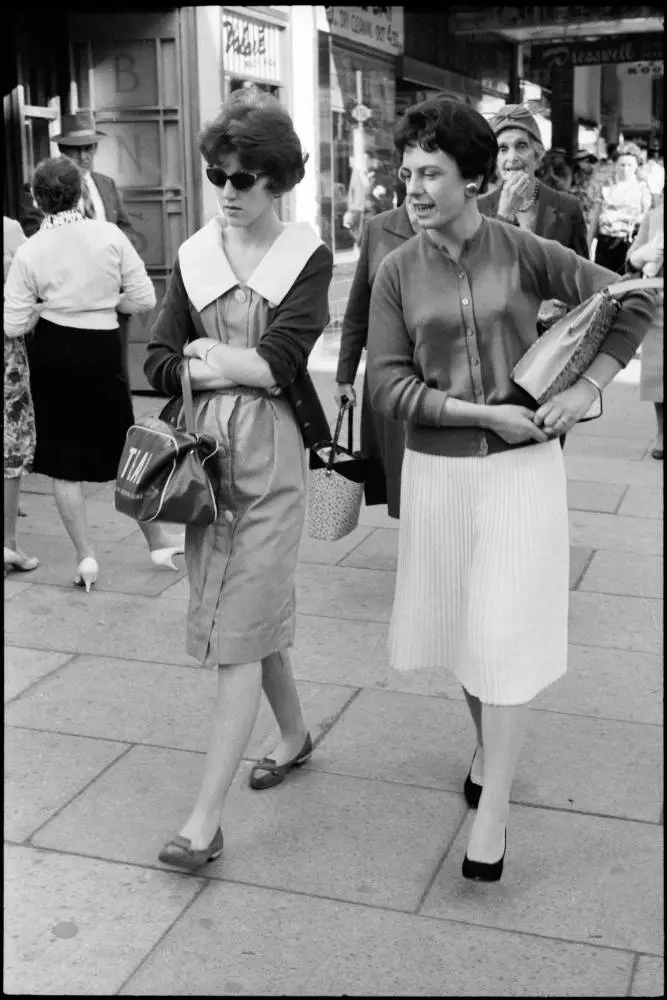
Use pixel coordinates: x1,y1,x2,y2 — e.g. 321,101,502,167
53,111,106,146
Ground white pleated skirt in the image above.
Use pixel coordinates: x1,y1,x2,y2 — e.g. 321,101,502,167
389,440,569,705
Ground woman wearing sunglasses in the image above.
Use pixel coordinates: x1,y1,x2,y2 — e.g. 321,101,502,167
367,97,657,883
145,90,333,871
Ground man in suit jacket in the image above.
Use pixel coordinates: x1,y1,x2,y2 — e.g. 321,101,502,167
19,111,137,245
335,201,419,517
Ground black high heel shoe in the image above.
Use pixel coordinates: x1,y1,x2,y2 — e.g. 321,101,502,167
462,831,506,883
463,748,483,809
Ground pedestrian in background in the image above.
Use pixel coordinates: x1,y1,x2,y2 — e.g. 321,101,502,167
366,96,657,883
334,198,420,517
627,198,664,459
4,156,156,592
569,150,602,247
536,146,573,193
18,111,185,569
479,103,590,449
4,216,38,575
145,91,333,872
639,140,665,209
588,142,653,273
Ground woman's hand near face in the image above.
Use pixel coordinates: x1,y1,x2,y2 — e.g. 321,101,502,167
498,172,534,217
484,405,550,445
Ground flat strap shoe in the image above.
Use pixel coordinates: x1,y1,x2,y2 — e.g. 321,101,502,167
158,827,223,871
249,732,313,790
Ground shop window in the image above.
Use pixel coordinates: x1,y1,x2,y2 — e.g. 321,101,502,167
319,37,397,258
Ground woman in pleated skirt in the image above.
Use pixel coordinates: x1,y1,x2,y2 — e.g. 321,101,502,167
367,97,657,882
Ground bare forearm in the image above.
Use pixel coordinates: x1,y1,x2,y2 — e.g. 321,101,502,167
579,352,623,390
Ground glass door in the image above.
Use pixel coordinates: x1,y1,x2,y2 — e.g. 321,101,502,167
69,10,197,391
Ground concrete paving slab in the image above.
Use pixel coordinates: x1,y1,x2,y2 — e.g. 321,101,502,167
630,956,665,997
4,647,75,703
22,471,103,497
566,480,627,514
33,745,467,911
536,645,662,724
4,728,129,842
569,509,662,554
305,689,663,822
564,433,648,461
297,523,374,565
358,503,399,530
569,592,661,654
617,485,663,519
2,533,186,596
4,655,354,759
340,527,398,571
579,550,662,598
517,710,662,822
564,455,662,488
4,585,195,664
420,806,664,955
295,563,395,622
3,578,36,600
306,688,477,792
17,492,137,542
120,880,635,998
3,844,203,996
292,614,464,699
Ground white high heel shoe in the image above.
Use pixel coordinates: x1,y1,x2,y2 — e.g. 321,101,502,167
74,556,98,593
150,535,185,571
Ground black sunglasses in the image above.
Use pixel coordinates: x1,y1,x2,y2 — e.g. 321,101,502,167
205,166,263,191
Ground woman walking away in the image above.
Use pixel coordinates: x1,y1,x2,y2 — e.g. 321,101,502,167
367,97,657,882
627,199,664,458
3,156,161,591
4,216,38,575
144,90,333,871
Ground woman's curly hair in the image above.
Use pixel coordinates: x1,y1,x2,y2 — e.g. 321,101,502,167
394,96,498,187
199,89,307,196
32,156,82,215
615,142,643,165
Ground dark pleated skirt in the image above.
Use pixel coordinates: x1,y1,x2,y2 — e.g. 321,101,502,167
27,318,134,482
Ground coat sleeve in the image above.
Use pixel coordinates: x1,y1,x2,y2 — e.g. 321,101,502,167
3,250,42,337
255,243,333,388
335,224,372,384
105,177,141,251
144,255,197,396
569,202,590,259
116,230,156,315
528,237,658,366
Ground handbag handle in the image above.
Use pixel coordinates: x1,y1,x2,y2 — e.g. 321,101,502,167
327,404,354,474
605,277,663,298
181,360,196,435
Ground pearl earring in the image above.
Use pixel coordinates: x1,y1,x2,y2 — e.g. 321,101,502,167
464,182,479,198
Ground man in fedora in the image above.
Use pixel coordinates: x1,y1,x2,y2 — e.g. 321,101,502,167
18,110,137,245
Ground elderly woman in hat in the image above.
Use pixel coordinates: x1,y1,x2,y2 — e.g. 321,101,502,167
478,105,590,340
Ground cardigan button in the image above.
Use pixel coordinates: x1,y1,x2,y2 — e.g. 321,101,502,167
234,288,247,304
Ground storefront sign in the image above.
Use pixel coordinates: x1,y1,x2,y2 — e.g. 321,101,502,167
449,6,662,34
530,33,663,69
318,6,404,57
222,9,282,81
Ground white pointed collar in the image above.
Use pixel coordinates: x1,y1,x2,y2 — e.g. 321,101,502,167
178,218,323,313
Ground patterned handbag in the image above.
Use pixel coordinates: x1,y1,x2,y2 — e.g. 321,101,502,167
307,404,369,542
115,362,230,525
512,277,663,420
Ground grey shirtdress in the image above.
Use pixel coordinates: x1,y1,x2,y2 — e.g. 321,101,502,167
174,222,323,666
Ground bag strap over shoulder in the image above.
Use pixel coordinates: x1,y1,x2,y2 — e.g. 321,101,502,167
606,277,663,298
181,361,195,435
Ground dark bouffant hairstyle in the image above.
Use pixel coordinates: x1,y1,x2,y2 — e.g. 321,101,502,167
394,97,498,187
198,89,307,196
32,155,82,215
